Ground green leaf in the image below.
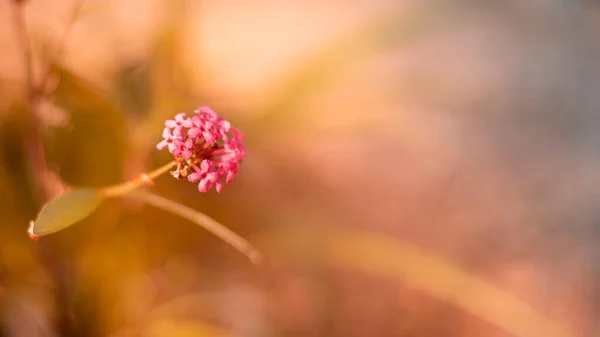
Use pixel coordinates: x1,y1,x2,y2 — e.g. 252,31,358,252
31,189,104,236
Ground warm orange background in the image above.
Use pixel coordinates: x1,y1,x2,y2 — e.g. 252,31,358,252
0,0,599,336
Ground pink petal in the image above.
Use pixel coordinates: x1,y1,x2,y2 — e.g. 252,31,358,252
173,126,185,138
181,119,193,128
198,179,213,192
231,129,244,140
191,116,202,127
206,172,218,182
165,120,177,128
188,128,201,138
188,172,201,182
219,120,231,132
226,170,236,183
215,181,223,193
204,120,215,129
195,107,212,115
203,131,216,144
200,159,211,172
156,140,169,150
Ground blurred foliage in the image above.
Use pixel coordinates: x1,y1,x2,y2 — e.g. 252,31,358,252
48,68,127,188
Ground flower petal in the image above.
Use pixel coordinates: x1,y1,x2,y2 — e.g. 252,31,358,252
226,170,236,183
219,120,231,132
200,159,212,172
198,179,213,192
188,127,201,138
156,140,169,150
188,172,201,182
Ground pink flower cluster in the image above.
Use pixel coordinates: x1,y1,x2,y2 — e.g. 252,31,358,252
157,107,246,193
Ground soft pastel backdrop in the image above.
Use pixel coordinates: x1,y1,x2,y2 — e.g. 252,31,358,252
0,0,599,336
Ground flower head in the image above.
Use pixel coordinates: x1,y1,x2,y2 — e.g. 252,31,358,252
157,107,246,193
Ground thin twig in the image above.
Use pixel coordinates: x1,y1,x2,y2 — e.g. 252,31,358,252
38,0,84,94
11,0,85,202
11,0,51,201
11,1,33,99
128,190,263,265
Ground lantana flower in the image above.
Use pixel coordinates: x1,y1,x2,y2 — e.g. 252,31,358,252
157,107,246,193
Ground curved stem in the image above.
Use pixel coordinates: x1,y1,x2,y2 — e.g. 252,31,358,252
101,160,175,197
128,190,262,265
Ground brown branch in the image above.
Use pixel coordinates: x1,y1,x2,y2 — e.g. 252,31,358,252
10,1,33,98
11,0,85,201
38,0,84,94
11,0,52,202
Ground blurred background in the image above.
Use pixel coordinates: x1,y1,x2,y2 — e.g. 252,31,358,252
1,0,599,336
